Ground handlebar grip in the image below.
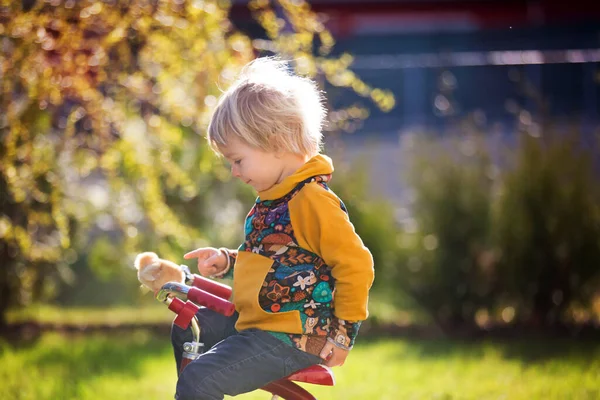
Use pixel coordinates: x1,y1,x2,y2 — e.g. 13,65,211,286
187,287,235,316
191,274,233,300
168,297,200,329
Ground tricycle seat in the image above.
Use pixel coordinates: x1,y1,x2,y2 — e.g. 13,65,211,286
285,364,335,386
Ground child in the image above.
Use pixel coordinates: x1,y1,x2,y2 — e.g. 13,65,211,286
173,57,374,400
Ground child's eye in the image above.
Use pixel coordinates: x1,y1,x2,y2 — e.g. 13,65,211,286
234,159,242,165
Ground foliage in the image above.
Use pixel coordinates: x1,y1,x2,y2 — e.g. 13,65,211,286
494,129,600,326
393,129,497,327
328,158,399,291
391,123,600,328
0,0,395,326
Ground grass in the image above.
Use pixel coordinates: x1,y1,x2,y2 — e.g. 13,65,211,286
6,301,172,326
5,295,409,327
1,331,599,400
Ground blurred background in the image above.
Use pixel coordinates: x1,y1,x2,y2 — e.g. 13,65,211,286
1,0,599,399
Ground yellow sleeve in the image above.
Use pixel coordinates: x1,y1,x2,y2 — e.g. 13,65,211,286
289,182,374,322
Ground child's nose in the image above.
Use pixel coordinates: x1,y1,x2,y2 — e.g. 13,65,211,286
231,165,241,178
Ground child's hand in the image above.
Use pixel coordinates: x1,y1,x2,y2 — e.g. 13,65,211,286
319,341,350,367
184,247,227,277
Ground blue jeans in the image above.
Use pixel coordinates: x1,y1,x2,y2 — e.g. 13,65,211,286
171,309,322,400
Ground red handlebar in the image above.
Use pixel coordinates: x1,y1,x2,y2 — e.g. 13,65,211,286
191,275,232,300
187,287,236,316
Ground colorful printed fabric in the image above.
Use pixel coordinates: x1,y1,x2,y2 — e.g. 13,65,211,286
236,175,361,353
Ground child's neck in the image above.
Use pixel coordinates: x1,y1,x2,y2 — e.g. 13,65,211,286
276,153,310,184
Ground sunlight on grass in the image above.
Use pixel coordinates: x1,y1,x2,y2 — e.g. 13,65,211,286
6,297,416,328
9,298,412,327
6,301,173,326
1,333,598,400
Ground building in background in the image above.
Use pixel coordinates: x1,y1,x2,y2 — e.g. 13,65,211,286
232,0,600,203
310,0,600,134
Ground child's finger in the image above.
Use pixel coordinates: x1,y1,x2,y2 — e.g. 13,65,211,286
319,342,334,361
326,354,342,367
184,249,204,259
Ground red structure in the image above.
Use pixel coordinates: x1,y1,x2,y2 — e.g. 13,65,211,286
307,1,599,35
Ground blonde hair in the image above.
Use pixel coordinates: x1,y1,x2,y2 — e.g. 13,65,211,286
207,57,326,157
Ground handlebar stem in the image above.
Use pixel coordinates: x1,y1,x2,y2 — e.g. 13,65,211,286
180,264,196,286
189,318,201,348
156,282,201,344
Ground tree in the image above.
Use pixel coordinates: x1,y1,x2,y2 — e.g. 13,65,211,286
0,0,394,328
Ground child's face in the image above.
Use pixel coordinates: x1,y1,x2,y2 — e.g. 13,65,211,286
219,138,286,192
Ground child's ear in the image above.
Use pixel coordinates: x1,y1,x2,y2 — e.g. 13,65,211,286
274,150,287,159
272,145,284,159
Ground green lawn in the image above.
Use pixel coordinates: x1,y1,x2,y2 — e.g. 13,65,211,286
4,295,417,327
6,302,173,326
1,330,598,400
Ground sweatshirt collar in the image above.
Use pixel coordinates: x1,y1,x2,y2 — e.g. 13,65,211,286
258,154,334,201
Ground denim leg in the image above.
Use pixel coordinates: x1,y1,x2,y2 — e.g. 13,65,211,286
176,329,323,400
171,309,239,374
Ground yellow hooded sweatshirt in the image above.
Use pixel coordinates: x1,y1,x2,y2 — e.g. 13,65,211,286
219,154,374,355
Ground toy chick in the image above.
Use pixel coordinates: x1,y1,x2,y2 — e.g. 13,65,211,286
134,251,185,293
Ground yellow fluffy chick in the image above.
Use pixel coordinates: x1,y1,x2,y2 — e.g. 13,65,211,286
134,252,185,293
